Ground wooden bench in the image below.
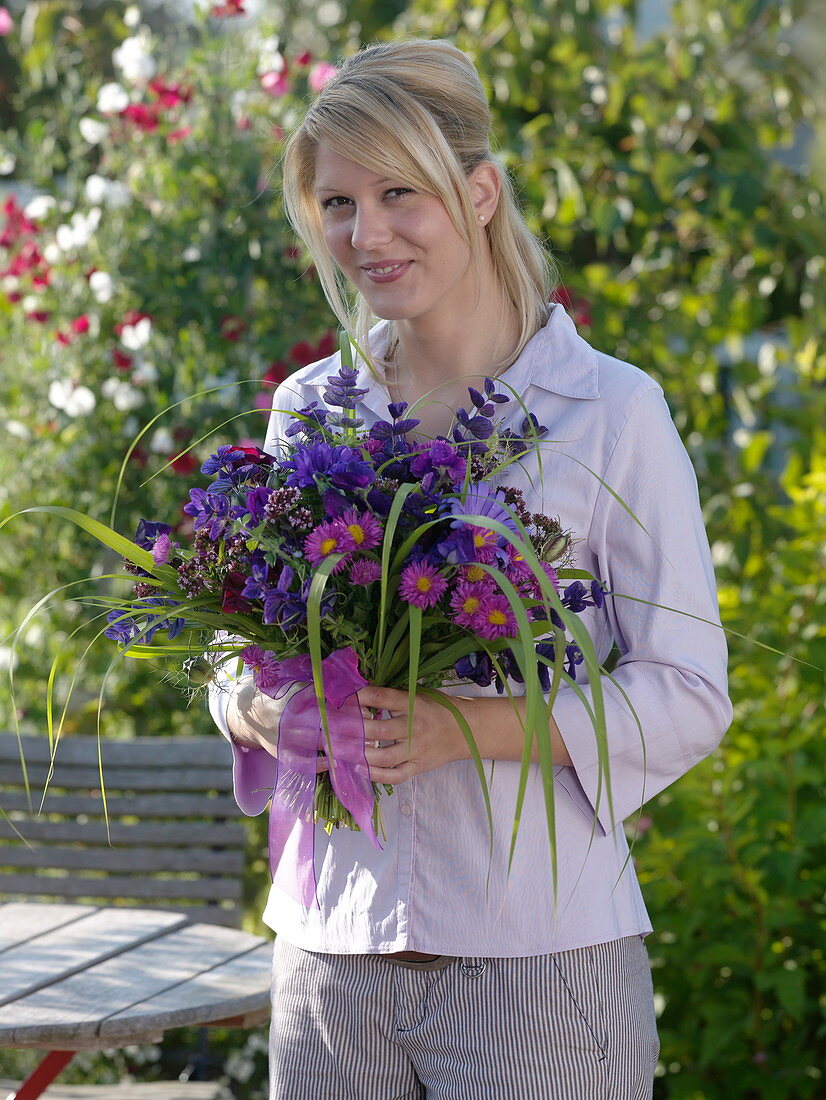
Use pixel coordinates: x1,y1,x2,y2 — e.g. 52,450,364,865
0,733,266,1099
0,733,248,929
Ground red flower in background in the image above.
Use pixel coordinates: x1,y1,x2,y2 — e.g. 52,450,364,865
0,196,38,248
148,79,192,108
219,315,246,342
113,349,133,370
72,315,90,335
210,0,245,16
170,449,199,475
121,103,161,131
549,286,592,329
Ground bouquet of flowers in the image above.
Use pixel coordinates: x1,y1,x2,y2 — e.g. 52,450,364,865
11,339,608,899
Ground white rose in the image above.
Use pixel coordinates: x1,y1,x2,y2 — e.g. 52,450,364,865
24,194,57,221
132,359,158,384
89,270,115,303
64,385,96,417
113,35,157,84
79,117,109,144
120,316,152,350
97,82,130,114
149,427,175,453
112,383,144,412
85,175,131,209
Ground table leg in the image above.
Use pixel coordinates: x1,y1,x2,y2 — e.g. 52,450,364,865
6,1050,76,1100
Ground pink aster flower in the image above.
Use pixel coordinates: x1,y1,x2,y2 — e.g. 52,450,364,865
304,520,356,570
449,581,494,628
472,593,518,640
341,508,382,551
398,561,448,610
349,559,382,587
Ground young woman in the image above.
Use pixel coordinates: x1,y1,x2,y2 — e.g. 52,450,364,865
210,38,732,1100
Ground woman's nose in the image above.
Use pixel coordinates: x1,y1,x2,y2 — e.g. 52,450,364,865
350,203,392,251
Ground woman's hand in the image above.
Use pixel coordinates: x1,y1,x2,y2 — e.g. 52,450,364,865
354,685,471,785
353,685,573,781
227,679,329,772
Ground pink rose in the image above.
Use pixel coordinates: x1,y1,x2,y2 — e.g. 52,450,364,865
0,8,14,36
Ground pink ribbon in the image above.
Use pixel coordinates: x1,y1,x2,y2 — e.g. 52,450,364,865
252,646,379,907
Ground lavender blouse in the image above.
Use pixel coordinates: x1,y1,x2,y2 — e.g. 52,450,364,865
209,306,732,956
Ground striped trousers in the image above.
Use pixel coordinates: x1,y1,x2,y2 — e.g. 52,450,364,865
269,935,659,1099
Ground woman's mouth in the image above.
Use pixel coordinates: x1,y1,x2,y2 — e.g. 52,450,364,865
362,261,412,283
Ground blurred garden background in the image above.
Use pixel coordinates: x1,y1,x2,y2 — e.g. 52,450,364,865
0,0,824,1095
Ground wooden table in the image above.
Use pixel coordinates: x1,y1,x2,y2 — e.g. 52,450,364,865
0,902,273,1100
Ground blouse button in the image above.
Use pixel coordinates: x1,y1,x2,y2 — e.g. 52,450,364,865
400,801,413,817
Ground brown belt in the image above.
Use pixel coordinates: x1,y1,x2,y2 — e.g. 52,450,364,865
381,950,454,970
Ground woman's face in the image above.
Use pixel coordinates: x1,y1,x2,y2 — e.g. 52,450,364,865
314,143,478,330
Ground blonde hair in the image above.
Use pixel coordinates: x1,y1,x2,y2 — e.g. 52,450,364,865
282,38,556,371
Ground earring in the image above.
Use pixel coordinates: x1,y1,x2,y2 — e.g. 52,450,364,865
478,214,486,223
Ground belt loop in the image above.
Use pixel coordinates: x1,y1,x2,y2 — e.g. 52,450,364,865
460,957,487,977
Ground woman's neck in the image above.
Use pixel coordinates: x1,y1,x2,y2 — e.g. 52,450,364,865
385,288,522,434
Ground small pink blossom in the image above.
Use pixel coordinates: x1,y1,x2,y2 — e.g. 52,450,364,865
151,532,172,564
308,62,336,93
0,8,14,36
398,561,447,610
261,70,290,97
349,559,382,587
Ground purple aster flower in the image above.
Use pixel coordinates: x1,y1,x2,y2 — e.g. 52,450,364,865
471,592,518,640
340,508,383,551
449,580,495,628
349,559,383,586
284,401,329,440
398,561,448,610
304,520,357,569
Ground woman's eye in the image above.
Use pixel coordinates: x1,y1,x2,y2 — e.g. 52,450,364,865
385,187,413,200
321,195,351,210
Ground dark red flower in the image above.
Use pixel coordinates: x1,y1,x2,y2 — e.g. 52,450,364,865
72,315,90,334
26,310,50,323
170,449,199,475
221,572,253,613
113,348,133,370
55,330,72,346
295,51,312,67
219,315,245,342
289,341,316,367
121,103,161,131
550,286,591,329
316,331,336,358
148,79,192,108
263,361,287,386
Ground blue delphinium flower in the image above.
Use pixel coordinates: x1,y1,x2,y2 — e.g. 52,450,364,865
183,488,239,540
284,401,329,441
283,442,375,492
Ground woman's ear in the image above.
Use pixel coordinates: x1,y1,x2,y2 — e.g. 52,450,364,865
469,161,502,226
